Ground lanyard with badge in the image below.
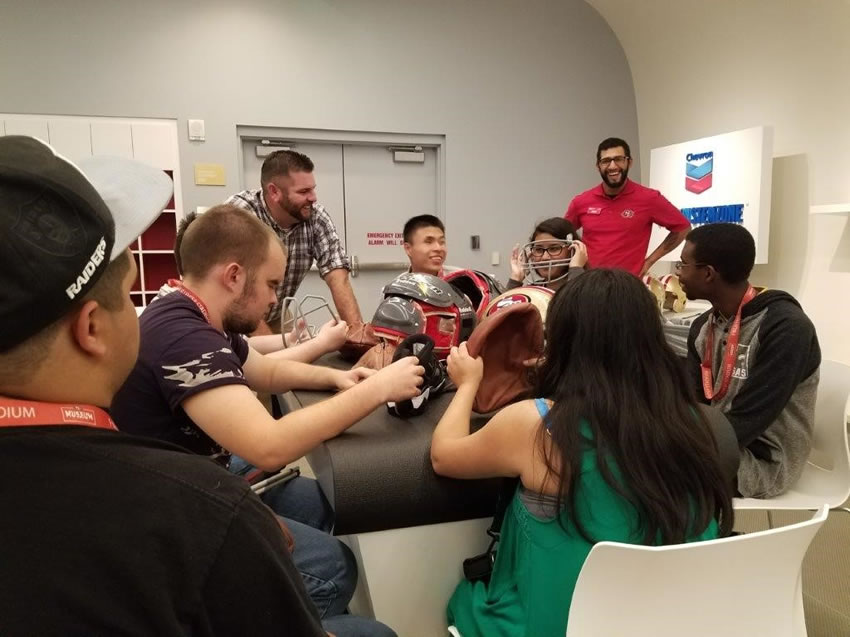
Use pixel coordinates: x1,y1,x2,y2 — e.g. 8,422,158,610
701,285,757,401
167,279,211,323
0,396,117,430
166,280,300,492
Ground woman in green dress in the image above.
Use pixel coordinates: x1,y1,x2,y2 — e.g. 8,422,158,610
431,268,734,637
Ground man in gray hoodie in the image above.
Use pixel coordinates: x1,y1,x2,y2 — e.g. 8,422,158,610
678,223,821,498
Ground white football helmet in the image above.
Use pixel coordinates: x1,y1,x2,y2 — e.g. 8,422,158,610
659,274,687,313
642,275,666,312
483,285,555,325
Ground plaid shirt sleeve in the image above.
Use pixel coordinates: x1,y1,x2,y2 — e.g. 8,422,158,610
310,206,351,276
225,190,263,217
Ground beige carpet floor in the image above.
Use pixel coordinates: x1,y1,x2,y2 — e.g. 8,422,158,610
735,505,850,636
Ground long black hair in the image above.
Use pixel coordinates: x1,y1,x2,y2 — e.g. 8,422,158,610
536,269,733,544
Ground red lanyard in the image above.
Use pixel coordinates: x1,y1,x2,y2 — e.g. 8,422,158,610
0,396,117,430
701,286,757,401
169,279,211,324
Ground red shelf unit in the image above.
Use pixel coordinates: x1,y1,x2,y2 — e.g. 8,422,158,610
130,170,179,308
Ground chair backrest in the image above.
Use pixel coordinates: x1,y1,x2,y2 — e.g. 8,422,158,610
810,360,850,472
733,360,850,509
566,505,828,637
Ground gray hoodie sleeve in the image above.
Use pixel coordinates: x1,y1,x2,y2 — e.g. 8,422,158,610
687,313,711,406
721,303,820,447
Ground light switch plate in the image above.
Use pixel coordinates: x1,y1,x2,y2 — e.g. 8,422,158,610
491,251,500,266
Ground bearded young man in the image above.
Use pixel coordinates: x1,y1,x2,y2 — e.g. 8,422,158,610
565,137,691,277
111,204,423,636
226,150,362,332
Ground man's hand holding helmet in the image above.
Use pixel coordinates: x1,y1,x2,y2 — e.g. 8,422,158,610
315,319,349,352
375,356,426,403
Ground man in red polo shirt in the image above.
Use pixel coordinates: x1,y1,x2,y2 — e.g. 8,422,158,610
565,137,690,276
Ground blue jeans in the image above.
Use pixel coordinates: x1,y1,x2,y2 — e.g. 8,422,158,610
323,615,396,637
229,458,396,635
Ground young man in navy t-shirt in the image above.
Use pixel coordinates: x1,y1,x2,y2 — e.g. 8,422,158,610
113,204,423,635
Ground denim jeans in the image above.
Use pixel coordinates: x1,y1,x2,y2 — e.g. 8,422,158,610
323,615,397,637
229,458,396,635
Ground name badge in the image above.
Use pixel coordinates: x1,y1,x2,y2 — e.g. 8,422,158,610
587,206,602,215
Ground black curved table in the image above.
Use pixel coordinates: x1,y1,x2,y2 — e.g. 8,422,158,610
282,354,503,536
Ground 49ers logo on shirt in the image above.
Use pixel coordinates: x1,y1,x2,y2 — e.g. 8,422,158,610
621,209,635,218
61,406,96,425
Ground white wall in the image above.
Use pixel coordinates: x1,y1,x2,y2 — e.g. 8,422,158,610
587,0,850,364
0,0,637,289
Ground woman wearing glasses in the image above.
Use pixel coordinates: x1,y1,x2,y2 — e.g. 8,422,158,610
508,217,588,291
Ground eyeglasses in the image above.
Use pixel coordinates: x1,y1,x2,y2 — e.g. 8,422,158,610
598,155,630,167
674,261,708,270
530,244,567,257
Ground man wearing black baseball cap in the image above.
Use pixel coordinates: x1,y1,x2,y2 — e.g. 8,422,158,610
0,137,327,635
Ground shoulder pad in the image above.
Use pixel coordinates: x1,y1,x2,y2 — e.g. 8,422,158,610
383,272,467,308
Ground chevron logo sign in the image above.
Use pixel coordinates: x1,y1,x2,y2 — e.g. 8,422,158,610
685,151,714,194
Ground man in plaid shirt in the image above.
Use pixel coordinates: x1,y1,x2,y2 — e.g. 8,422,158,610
226,150,363,331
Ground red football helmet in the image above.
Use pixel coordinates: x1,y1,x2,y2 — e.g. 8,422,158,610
442,269,504,320
372,273,476,358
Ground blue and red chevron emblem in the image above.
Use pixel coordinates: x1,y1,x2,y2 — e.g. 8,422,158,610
685,151,714,194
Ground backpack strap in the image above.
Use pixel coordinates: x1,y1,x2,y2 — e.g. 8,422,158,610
488,477,520,537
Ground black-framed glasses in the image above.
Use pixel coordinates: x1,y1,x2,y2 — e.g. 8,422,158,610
674,261,708,270
598,155,630,167
530,244,568,257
